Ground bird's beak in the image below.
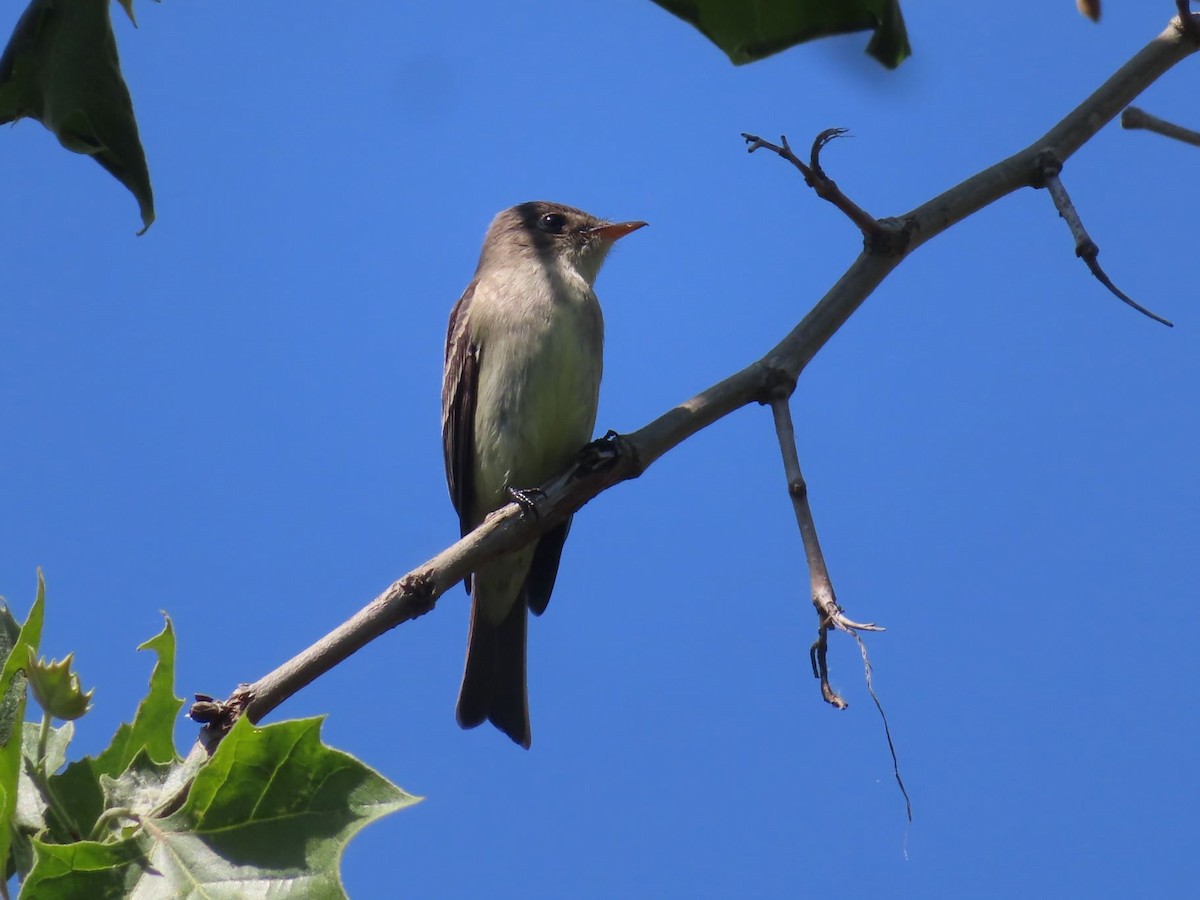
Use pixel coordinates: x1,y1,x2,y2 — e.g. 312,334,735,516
587,220,648,242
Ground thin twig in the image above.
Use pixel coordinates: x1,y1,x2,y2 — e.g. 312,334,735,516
1038,154,1173,327
189,16,1197,747
1121,105,1200,146
742,131,888,243
768,396,882,709
769,396,908,816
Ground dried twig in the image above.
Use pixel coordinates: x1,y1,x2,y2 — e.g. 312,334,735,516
1037,153,1173,327
742,130,889,244
768,396,908,816
767,395,882,710
1121,105,1200,146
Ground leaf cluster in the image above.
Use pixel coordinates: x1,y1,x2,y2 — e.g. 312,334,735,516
0,573,418,899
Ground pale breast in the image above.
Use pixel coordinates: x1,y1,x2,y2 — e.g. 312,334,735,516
470,265,604,504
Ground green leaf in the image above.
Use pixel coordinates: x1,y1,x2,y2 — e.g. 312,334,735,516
0,599,23,662
97,746,188,826
98,617,182,770
13,722,74,878
24,717,420,899
47,616,182,841
21,721,73,781
648,0,911,69
21,838,148,899
0,0,155,231
0,571,46,880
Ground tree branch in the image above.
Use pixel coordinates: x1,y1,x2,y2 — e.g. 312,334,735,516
1121,105,1200,146
741,129,887,242
1035,152,1173,326
767,396,881,709
190,16,1198,743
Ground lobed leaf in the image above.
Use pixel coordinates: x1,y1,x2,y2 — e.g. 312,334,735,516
0,0,155,231
24,717,419,899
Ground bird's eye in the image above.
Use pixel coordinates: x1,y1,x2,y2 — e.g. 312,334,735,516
538,212,567,234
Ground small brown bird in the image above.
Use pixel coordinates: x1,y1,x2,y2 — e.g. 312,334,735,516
441,201,646,747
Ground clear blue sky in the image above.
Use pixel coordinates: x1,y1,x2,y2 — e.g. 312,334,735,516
2,2,1197,897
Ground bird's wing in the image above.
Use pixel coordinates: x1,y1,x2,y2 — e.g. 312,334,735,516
525,519,571,616
442,281,479,540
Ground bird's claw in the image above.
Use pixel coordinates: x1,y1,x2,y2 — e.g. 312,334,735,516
506,486,544,519
577,430,625,474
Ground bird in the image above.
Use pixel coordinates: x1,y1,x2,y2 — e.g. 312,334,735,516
441,200,646,748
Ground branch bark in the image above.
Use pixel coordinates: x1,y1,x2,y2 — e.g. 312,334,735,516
191,15,1199,741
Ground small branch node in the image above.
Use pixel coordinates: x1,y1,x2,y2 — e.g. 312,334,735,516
866,217,913,256
189,688,252,753
1031,149,1064,187
399,572,436,618
757,364,797,405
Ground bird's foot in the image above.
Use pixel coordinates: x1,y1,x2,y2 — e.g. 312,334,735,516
577,430,626,475
506,486,544,520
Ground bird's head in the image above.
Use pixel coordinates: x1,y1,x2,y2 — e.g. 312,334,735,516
481,201,647,286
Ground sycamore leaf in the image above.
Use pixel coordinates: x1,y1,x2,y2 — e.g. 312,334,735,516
23,717,420,899
0,0,155,232
97,746,196,826
46,616,181,841
19,839,147,898
21,721,73,781
98,616,182,769
13,722,74,879
0,599,22,659
649,0,911,69
0,572,46,878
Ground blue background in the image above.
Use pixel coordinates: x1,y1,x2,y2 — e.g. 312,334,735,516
2,2,1197,897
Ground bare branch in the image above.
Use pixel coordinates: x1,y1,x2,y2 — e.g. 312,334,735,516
1121,105,1200,146
191,16,1198,744
1036,153,1174,326
769,395,882,710
768,395,908,817
741,130,887,242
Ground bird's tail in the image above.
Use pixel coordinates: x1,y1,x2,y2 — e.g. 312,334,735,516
456,589,531,749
